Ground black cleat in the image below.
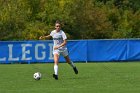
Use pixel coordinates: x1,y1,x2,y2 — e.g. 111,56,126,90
73,67,78,74
53,74,58,80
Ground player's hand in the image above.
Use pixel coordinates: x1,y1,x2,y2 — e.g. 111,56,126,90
54,46,59,50
39,36,43,40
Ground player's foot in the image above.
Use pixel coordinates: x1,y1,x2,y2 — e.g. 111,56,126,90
73,67,78,74
53,74,58,80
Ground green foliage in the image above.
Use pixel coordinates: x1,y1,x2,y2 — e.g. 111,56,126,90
0,0,140,40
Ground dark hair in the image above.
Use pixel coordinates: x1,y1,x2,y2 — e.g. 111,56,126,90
55,20,61,25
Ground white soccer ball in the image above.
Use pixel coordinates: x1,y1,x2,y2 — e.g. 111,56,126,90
33,72,41,80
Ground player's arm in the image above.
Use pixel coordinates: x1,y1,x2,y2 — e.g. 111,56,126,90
54,39,67,50
39,35,51,40
59,39,67,47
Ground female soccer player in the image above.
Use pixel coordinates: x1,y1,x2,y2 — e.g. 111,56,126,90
39,21,78,80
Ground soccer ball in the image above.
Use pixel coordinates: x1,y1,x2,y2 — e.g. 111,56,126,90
33,72,41,80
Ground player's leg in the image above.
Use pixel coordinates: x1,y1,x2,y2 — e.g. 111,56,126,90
53,51,60,80
64,55,78,74
62,49,78,74
65,55,75,67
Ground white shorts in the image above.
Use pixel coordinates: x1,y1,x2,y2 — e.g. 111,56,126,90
53,48,68,57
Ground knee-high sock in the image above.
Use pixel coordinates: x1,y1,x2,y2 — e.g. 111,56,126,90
54,64,58,75
69,61,75,68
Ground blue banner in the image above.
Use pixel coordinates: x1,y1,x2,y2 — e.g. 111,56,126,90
1,39,140,63
127,40,140,61
87,40,127,61
0,41,53,63
0,40,87,63
66,40,87,62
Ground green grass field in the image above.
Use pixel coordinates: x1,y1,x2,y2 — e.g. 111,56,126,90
0,62,140,93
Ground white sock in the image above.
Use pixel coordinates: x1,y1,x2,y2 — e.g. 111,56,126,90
69,61,75,68
54,64,58,75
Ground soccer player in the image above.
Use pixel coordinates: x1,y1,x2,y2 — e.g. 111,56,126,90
39,21,78,80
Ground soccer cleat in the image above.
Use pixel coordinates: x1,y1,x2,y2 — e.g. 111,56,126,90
53,74,58,80
73,67,78,74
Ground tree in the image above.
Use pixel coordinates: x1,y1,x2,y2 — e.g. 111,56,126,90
0,0,140,40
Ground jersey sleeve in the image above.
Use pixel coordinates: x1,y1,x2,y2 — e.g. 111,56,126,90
50,31,53,36
62,31,67,40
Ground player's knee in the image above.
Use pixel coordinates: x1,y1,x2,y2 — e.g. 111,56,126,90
66,59,71,64
65,57,70,62
54,61,59,65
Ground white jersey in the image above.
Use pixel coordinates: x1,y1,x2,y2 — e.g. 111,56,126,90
50,30,67,50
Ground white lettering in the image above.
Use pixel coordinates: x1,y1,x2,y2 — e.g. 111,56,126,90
0,57,6,61
35,44,46,60
21,44,32,60
8,44,19,61
48,43,53,60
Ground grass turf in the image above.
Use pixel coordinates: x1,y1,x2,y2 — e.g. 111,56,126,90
0,62,140,93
